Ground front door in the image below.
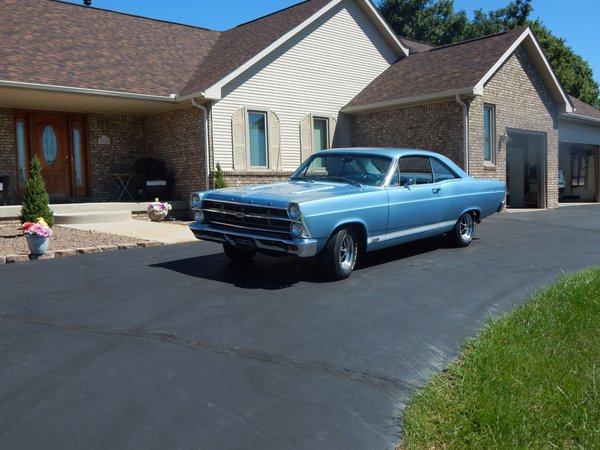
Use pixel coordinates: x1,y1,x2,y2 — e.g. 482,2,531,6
29,113,72,198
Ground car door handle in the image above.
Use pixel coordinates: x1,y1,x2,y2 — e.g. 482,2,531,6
432,188,441,194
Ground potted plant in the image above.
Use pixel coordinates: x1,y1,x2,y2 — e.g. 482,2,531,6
22,217,53,255
147,198,172,222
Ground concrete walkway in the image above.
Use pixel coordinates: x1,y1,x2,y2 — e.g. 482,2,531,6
60,219,197,245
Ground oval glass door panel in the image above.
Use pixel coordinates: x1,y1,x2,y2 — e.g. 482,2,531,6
42,126,58,166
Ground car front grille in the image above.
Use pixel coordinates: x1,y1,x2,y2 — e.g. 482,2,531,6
201,200,292,239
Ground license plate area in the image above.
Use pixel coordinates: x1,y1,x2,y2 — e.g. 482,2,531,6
234,237,256,249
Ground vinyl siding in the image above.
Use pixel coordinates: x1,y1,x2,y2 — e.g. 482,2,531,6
559,118,600,145
211,0,399,171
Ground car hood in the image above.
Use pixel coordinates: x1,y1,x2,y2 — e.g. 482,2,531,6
203,181,372,208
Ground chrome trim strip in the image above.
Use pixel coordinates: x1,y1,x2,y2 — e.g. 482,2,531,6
368,220,456,244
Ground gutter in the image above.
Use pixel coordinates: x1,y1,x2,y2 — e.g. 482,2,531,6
455,95,470,174
0,80,177,102
191,98,211,190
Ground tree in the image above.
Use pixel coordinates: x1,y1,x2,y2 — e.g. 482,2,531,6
213,162,228,189
19,155,55,227
378,0,600,108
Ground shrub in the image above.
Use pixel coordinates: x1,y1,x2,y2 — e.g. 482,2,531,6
214,162,228,189
19,155,55,227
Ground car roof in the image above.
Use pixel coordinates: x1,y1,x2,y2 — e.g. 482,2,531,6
316,147,445,158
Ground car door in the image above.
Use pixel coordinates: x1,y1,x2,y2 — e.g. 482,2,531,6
385,156,443,243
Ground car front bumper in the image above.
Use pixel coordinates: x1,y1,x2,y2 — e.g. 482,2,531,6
189,222,318,258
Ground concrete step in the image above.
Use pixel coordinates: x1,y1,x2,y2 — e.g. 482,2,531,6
54,210,132,224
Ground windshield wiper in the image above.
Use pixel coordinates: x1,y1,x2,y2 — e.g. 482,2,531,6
289,176,314,183
324,176,362,187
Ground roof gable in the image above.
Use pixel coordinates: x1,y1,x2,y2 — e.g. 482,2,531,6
180,0,409,99
345,27,572,113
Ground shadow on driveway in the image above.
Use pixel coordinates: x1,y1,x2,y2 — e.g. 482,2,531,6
151,235,454,289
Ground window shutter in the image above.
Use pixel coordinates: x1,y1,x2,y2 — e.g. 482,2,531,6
329,116,338,148
231,107,247,170
299,113,312,163
268,111,281,171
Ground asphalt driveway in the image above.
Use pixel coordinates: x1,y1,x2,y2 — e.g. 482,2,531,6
1,205,599,450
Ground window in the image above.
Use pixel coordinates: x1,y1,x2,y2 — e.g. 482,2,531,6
312,118,329,152
431,158,459,182
72,123,83,187
16,119,27,186
248,111,268,168
483,104,496,164
398,156,433,185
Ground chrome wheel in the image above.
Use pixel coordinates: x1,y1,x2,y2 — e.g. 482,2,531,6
339,233,356,271
448,212,476,247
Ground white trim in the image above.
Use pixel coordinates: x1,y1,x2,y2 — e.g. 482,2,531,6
0,80,177,102
474,28,573,113
342,87,478,113
560,112,600,126
358,0,409,56
181,0,408,101
367,220,456,244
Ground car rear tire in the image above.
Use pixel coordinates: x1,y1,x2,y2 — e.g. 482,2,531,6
321,228,357,280
223,243,256,262
448,212,475,247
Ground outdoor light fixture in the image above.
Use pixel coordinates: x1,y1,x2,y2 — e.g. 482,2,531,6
499,132,510,149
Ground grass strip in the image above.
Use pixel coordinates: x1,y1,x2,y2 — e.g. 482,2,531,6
400,267,600,449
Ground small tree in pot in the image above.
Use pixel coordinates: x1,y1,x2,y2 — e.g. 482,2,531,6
20,155,54,227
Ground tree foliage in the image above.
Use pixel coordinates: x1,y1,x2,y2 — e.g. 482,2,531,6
378,0,600,108
19,155,55,227
213,162,228,189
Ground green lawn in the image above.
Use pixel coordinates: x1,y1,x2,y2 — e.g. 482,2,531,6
400,267,600,449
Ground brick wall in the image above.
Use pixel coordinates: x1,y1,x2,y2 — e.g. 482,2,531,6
0,108,16,204
470,47,559,208
88,113,146,200
350,100,465,168
145,106,205,201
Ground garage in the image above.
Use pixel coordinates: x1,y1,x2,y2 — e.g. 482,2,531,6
506,131,547,209
559,96,600,203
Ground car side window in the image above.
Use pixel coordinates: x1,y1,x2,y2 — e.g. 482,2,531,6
431,158,460,182
398,156,433,185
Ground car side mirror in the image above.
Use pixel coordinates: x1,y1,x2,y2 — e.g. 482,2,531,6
403,177,417,187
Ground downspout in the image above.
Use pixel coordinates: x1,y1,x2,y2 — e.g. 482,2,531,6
455,95,469,174
191,98,211,190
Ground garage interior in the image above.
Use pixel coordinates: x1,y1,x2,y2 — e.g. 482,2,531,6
506,131,547,209
558,143,600,202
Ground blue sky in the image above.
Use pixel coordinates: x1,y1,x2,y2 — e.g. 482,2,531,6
63,0,600,87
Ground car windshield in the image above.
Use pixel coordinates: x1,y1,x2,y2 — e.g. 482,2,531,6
291,154,392,187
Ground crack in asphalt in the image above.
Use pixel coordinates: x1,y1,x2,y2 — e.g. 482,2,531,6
0,313,416,395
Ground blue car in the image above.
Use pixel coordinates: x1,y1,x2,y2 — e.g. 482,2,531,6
190,148,505,279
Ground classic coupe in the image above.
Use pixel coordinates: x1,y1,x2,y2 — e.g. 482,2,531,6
190,148,505,279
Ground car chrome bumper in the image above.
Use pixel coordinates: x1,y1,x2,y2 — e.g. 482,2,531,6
189,222,318,258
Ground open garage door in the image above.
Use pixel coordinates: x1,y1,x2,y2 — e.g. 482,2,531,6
506,132,547,209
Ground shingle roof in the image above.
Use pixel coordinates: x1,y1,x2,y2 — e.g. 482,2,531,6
1,0,220,97
0,0,336,99
398,36,434,54
568,95,600,121
346,27,526,109
179,0,333,97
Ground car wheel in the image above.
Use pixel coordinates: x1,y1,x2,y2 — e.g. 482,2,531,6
448,212,475,247
223,243,256,262
321,228,357,280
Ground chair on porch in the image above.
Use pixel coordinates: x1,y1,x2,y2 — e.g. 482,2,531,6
0,175,9,205
134,158,169,201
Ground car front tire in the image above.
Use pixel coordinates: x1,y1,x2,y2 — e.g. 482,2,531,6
223,243,256,262
321,228,357,280
448,212,475,247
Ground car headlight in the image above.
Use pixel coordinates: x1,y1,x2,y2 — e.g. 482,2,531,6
290,222,305,238
194,210,205,223
288,203,301,220
191,193,201,208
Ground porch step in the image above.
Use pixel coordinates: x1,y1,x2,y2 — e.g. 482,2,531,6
54,210,132,224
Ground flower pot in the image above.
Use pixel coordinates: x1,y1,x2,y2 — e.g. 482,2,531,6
25,235,49,255
148,209,168,222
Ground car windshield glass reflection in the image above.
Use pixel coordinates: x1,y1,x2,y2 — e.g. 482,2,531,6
292,154,392,186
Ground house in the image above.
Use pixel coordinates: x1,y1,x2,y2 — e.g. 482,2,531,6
1,0,599,209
